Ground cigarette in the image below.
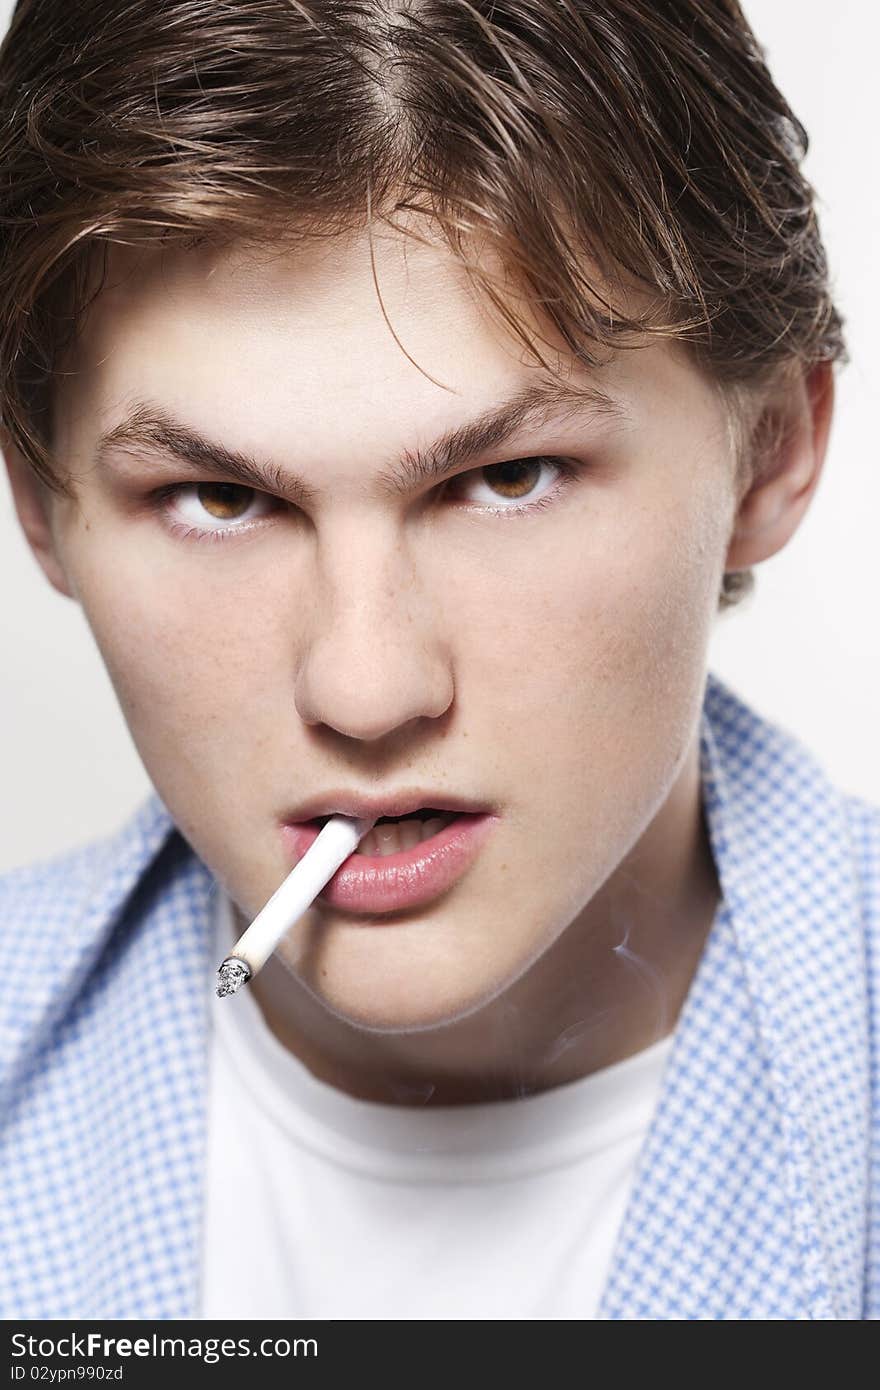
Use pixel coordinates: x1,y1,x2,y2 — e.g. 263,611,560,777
215,813,377,997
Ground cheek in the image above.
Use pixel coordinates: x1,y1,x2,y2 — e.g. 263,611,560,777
440,486,722,897
68,534,271,788
450,483,722,732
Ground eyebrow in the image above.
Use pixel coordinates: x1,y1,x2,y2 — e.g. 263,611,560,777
94,378,626,506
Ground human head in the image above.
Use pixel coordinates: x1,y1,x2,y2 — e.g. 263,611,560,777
1,1,841,1046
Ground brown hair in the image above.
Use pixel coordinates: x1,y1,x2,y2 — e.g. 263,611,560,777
0,0,845,610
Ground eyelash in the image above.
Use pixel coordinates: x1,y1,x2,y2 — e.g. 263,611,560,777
147,456,587,545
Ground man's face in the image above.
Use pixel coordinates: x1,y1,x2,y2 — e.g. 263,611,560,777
43,221,736,1031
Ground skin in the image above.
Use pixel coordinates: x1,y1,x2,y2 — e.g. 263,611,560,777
4,218,834,1104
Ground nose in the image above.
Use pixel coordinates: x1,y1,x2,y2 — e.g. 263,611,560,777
293,523,454,742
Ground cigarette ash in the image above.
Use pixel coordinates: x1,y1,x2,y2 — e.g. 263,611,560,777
216,957,251,998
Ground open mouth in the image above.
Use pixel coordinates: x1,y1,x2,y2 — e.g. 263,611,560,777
310,808,461,857
282,807,499,913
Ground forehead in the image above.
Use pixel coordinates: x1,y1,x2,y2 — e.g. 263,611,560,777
53,219,724,477
69,222,578,401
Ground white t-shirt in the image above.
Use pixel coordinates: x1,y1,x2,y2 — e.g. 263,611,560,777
199,889,675,1320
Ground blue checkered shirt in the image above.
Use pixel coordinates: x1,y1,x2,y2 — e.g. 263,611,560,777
1,670,878,1318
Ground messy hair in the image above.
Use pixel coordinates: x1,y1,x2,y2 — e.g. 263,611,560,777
0,0,845,610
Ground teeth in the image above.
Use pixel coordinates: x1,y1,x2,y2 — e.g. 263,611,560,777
356,813,455,857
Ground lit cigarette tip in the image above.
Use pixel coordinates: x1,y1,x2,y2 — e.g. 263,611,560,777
216,956,252,998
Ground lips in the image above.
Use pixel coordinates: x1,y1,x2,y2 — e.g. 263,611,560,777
280,810,500,915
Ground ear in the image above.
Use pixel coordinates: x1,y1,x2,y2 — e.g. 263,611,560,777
2,437,77,599
724,361,835,574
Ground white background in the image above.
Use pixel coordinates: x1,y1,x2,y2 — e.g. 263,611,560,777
1,0,877,870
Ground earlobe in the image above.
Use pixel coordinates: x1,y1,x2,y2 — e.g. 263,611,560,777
2,440,77,600
724,361,835,574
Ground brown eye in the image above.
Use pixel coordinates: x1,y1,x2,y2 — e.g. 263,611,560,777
451,456,572,512
196,483,254,519
480,459,543,500
159,480,277,537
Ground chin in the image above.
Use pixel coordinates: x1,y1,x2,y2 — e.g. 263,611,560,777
300,965,507,1036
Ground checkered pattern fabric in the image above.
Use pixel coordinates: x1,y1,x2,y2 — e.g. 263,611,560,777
1,670,877,1319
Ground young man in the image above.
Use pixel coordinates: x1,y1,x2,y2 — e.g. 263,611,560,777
0,0,876,1320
